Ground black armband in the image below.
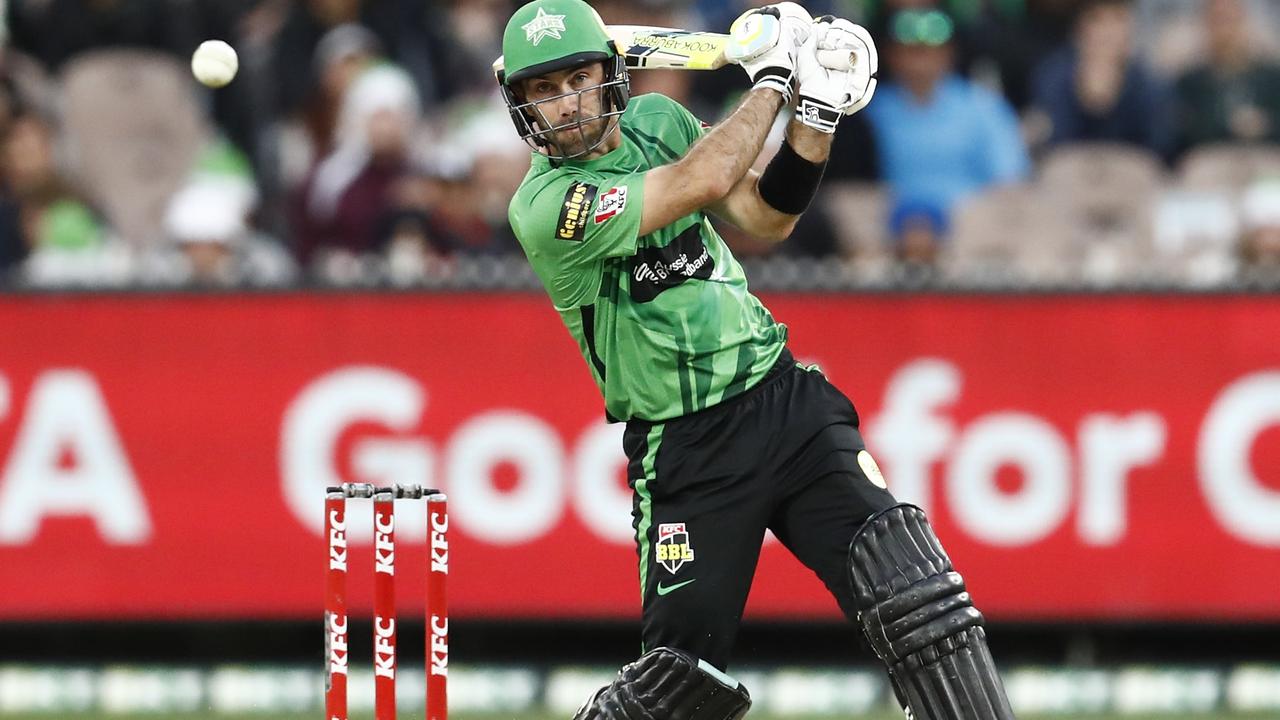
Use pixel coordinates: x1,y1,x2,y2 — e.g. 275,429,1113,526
758,140,827,215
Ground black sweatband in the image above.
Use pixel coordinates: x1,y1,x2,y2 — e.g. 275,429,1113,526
758,140,827,215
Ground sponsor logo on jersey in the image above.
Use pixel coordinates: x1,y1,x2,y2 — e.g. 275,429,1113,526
594,186,627,223
628,224,716,303
656,578,696,595
556,182,597,242
656,522,695,574
522,7,566,46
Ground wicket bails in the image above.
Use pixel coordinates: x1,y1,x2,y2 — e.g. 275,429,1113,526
325,483,449,720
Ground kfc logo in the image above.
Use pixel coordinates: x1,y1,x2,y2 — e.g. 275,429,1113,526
594,186,628,223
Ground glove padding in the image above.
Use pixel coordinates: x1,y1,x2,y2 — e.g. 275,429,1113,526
572,647,751,720
794,16,878,133
725,2,813,103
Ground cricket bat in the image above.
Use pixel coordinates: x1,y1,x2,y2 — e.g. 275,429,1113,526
493,25,856,78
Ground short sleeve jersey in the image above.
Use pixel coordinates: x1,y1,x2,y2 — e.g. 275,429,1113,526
508,93,787,422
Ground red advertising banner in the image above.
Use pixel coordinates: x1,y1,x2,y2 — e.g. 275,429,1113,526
0,293,1277,621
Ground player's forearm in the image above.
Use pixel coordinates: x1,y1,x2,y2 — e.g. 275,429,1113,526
679,88,785,202
746,121,834,239
706,111,839,242
784,118,834,163
639,88,786,236
710,169,798,243
726,117,829,242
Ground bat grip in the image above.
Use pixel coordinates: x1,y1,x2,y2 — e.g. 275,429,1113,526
815,48,856,71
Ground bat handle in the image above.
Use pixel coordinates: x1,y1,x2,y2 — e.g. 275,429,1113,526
815,48,856,72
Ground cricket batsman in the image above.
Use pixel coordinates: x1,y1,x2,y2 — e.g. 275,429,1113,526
498,1,1016,718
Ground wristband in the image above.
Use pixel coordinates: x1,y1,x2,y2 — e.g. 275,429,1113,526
758,140,827,215
753,70,794,104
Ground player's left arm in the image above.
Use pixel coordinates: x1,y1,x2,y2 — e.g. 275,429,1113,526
709,16,878,243
707,123,831,241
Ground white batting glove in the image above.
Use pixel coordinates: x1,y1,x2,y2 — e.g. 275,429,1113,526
794,16,878,133
725,2,814,103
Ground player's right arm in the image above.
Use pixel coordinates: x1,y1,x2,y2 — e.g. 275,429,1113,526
637,88,785,236
637,2,811,237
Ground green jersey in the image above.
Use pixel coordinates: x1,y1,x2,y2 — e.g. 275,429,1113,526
508,93,787,422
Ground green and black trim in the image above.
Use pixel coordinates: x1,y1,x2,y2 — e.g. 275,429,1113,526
580,304,607,381
628,423,664,625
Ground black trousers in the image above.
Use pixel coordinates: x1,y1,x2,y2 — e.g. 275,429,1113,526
622,348,898,671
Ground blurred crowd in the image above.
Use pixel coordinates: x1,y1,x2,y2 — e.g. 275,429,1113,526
0,0,1277,289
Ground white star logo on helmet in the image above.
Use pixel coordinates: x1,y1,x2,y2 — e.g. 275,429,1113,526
523,7,567,46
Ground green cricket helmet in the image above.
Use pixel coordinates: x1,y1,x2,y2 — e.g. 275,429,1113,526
496,0,630,159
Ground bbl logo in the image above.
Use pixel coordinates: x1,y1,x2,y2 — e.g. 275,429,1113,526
656,523,695,574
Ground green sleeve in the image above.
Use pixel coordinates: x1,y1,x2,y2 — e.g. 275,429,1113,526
626,93,709,154
510,171,645,306
662,96,710,147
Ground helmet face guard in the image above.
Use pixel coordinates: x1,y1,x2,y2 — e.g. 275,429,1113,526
500,53,630,161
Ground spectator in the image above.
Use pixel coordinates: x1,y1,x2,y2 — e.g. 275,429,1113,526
1031,0,1174,159
270,0,457,121
163,176,296,287
3,112,133,286
1239,178,1280,278
461,150,527,255
863,9,1029,237
290,63,424,276
888,198,948,275
4,113,106,255
378,161,515,260
962,0,1079,111
276,23,383,191
1135,0,1280,76
819,0,1070,110
378,202,455,286
0,78,31,277
1173,0,1280,155
434,93,537,255
196,1,295,208
445,0,516,94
